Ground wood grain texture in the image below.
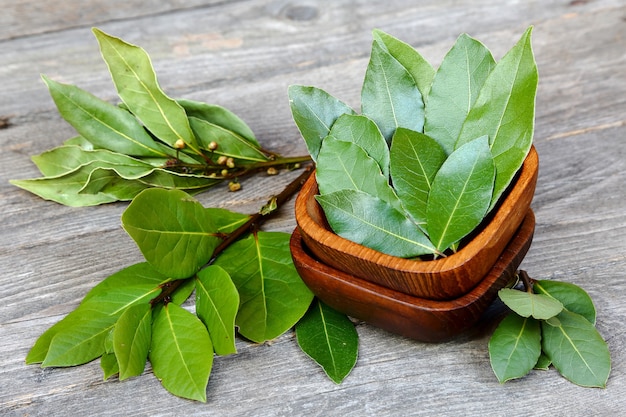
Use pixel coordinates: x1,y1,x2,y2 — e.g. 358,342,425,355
291,210,534,342
1,0,625,415
295,148,538,300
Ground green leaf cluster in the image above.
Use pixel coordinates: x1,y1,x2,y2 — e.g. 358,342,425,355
489,280,610,388
26,188,323,402
10,28,310,207
289,27,538,256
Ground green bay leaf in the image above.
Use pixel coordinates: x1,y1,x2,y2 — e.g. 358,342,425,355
361,39,424,143
92,28,202,155
317,189,436,258
424,34,495,154
64,135,95,150
195,266,239,356
188,116,269,162
100,352,119,380
42,287,157,367
288,85,355,162
42,76,168,158
372,29,435,99
11,166,122,207
178,98,259,146
121,188,224,278
137,169,219,191
426,135,495,252
28,262,166,365
83,262,169,303
541,310,610,388
113,302,152,380
498,288,564,320
295,299,358,384
534,280,597,324
316,136,401,211
31,146,155,178
213,232,314,343
534,352,552,370
488,313,541,383
456,26,538,209
26,309,91,365
327,113,389,177
77,168,148,201
390,128,447,225
150,303,213,402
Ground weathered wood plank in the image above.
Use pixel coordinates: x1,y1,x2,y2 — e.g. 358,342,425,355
0,0,224,41
1,0,625,415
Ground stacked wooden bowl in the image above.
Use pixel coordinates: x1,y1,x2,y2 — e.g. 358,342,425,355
290,147,538,342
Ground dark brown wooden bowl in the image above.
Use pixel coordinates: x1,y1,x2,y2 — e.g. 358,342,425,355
291,210,535,342
295,146,538,300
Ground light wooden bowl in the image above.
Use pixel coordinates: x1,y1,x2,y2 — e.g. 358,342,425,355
295,146,538,300
290,210,535,342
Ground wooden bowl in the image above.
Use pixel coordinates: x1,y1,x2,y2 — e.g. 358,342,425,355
295,146,538,300
291,210,535,342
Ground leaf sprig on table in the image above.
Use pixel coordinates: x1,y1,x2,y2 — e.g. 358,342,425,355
26,168,359,402
10,28,310,206
21,29,358,402
489,272,611,388
289,27,538,256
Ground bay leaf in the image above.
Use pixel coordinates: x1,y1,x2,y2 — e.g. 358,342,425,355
316,136,402,211
122,188,224,278
361,39,424,143
64,135,95,150
213,232,314,343
11,166,122,207
426,136,495,252
327,113,389,178
195,266,239,356
42,75,168,157
41,287,157,367
317,189,437,257
489,313,541,383
534,352,552,371
372,29,435,99
113,302,152,380
169,277,197,306
295,299,358,384
498,288,564,320
390,128,447,225
424,34,495,154
178,98,259,146
26,309,92,364
188,116,269,162
533,280,597,324
92,28,202,156
150,303,213,402
542,310,611,388
288,85,355,161
138,169,219,191
31,146,155,178
100,352,119,380
83,262,168,303
456,27,538,208
78,168,149,201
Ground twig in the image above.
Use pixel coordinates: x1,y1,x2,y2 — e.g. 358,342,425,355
150,163,315,306
518,270,535,293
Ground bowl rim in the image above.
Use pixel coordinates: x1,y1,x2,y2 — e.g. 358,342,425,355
290,210,535,341
295,146,538,275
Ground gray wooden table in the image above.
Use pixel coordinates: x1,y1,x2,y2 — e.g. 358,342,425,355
2,1,625,415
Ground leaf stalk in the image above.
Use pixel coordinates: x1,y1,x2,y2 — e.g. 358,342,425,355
150,163,315,307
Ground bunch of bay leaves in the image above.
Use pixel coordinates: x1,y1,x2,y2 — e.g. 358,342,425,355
11,28,308,206
289,27,537,256
26,184,359,402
